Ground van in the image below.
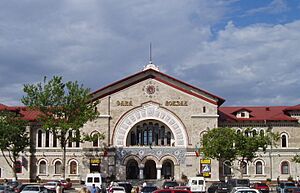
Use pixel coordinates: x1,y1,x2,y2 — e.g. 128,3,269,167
85,173,106,191
187,177,206,193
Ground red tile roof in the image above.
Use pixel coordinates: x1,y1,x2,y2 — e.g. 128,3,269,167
284,104,300,111
219,106,297,122
0,105,41,121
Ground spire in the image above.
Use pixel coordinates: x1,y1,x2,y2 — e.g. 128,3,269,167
143,43,159,71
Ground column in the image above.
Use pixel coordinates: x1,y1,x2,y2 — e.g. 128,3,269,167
157,167,162,179
139,167,144,179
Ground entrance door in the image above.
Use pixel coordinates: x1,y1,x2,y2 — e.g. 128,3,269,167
144,160,157,179
162,160,174,179
126,160,139,179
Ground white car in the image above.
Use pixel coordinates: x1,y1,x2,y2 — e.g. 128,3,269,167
231,188,260,193
44,181,61,191
20,185,47,193
109,186,126,193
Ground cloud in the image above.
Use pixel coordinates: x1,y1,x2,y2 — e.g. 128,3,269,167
244,0,289,16
175,20,300,106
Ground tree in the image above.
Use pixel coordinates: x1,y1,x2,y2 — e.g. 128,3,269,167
22,76,104,178
201,127,279,177
0,110,30,180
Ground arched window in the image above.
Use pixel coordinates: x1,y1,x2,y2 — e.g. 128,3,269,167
203,106,206,113
237,129,241,135
240,161,247,175
70,160,77,174
68,131,73,147
92,132,99,147
260,130,265,136
75,130,80,147
255,161,263,174
45,130,50,147
130,131,136,146
37,130,43,147
53,132,57,147
39,160,47,175
166,132,171,146
281,133,288,148
252,129,257,137
54,161,62,174
223,162,231,175
281,161,289,174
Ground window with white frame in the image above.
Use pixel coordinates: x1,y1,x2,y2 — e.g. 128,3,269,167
281,161,289,174
69,160,77,174
255,161,263,174
54,160,62,174
38,160,47,175
281,133,288,148
37,130,43,147
240,161,247,175
223,162,232,175
92,132,99,147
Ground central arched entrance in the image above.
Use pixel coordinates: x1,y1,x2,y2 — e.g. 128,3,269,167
144,160,157,179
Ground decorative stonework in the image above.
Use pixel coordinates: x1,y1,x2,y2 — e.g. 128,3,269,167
113,102,188,147
116,147,186,164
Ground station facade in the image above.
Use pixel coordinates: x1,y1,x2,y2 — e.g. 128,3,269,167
0,63,300,183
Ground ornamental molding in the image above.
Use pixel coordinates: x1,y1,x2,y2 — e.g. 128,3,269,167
113,102,188,147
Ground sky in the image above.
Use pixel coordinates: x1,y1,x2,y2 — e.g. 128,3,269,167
0,0,300,107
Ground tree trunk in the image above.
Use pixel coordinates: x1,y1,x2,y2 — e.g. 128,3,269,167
62,144,66,179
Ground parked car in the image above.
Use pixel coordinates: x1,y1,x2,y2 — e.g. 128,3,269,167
43,181,62,191
277,182,297,193
251,183,269,193
187,177,206,193
141,185,158,193
20,185,47,193
7,182,21,189
154,189,192,193
0,185,15,193
230,187,250,193
117,182,132,193
109,186,126,193
162,180,179,189
228,179,250,191
14,184,32,193
230,188,260,193
59,180,72,190
208,182,230,193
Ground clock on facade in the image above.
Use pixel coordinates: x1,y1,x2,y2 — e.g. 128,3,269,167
143,81,159,98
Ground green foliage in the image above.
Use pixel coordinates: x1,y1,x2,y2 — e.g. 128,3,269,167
0,110,30,180
201,127,237,162
201,127,279,164
292,155,300,163
22,76,103,178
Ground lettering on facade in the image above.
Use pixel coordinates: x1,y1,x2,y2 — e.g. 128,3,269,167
116,100,133,106
165,101,188,106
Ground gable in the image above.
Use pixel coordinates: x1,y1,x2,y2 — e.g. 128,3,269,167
91,68,225,106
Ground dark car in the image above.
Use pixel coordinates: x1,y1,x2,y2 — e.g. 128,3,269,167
208,182,229,193
141,186,158,193
252,183,269,193
154,189,192,193
14,184,31,193
117,182,132,193
162,181,179,189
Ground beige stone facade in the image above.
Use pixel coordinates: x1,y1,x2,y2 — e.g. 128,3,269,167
1,64,299,183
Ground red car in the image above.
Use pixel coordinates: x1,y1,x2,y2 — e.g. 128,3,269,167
252,182,269,193
59,180,72,190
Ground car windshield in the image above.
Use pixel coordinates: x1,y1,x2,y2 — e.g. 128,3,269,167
142,187,157,192
23,186,40,191
164,181,179,187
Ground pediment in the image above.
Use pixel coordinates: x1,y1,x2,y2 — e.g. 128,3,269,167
91,68,225,106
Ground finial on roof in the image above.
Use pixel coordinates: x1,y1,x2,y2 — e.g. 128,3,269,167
143,43,159,71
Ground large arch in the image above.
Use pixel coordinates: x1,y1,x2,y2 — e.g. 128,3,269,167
113,102,188,147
